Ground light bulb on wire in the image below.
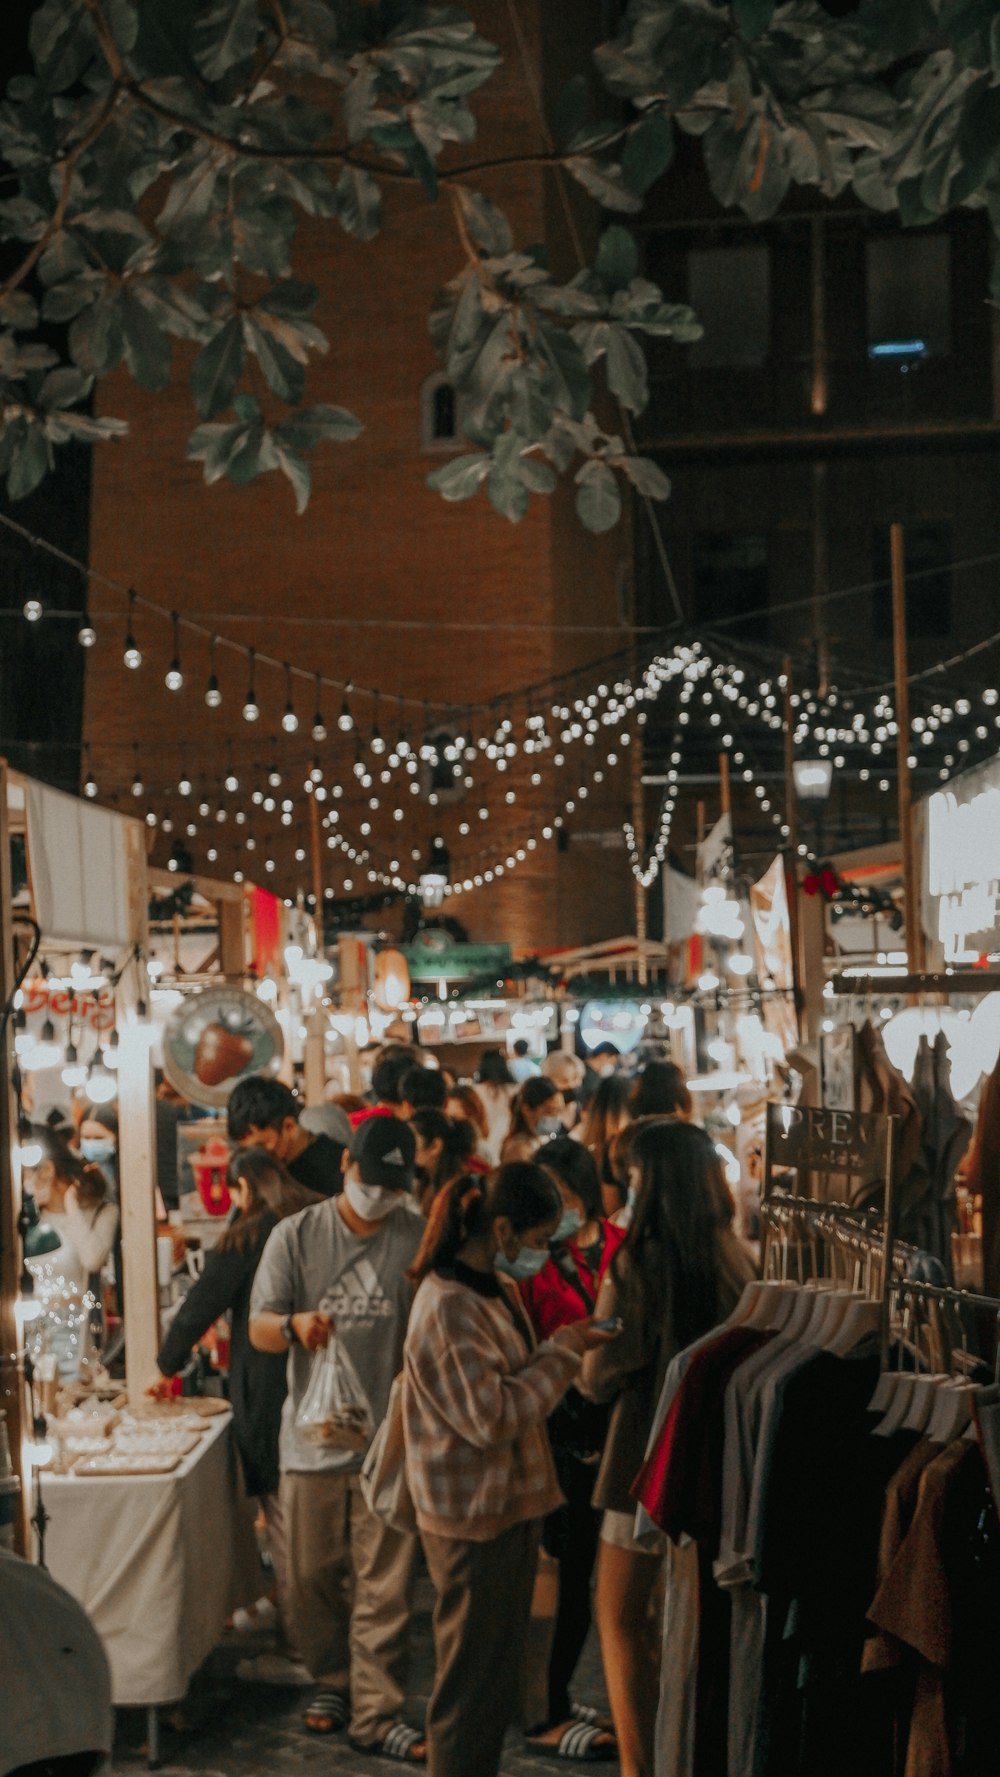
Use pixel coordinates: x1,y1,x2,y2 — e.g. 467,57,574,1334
78,611,96,648
311,674,327,742
281,663,299,734
164,612,184,691
243,648,259,722
205,634,222,708
123,589,141,669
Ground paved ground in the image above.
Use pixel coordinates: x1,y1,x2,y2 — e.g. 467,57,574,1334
111,1575,618,1775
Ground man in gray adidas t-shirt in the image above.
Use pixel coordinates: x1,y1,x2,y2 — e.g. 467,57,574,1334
249,1115,424,1759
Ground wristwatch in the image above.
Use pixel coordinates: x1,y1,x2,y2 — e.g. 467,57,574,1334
280,1313,297,1345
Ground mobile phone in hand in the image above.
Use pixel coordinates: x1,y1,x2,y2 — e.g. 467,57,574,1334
593,1315,623,1334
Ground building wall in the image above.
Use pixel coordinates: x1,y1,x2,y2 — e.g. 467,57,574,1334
83,2,635,953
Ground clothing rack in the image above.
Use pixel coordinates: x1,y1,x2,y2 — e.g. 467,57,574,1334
761,1196,896,1364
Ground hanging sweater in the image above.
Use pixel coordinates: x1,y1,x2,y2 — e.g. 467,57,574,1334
402,1263,580,1541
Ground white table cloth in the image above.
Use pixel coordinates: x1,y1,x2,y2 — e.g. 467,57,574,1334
44,1414,259,1707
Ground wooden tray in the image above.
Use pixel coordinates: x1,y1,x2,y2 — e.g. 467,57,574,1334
74,1452,182,1476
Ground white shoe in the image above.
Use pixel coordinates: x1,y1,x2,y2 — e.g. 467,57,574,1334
236,1652,313,1686
232,1596,278,1633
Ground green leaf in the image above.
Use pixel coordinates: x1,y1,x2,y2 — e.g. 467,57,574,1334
566,156,644,214
274,444,312,514
244,319,305,404
257,280,319,321
334,165,383,241
426,452,490,501
455,189,513,256
518,456,557,494
29,0,98,92
274,404,363,448
120,292,172,390
618,455,671,499
537,324,591,421
6,426,50,501
732,0,776,38
39,366,93,409
191,317,245,419
0,292,38,331
68,293,125,375
621,111,674,195
604,324,649,413
105,0,140,54
575,459,622,533
42,280,99,323
595,225,640,292
193,0,260,80
37,232,89,286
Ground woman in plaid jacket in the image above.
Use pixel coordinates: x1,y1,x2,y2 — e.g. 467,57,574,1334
402,1162,617,1777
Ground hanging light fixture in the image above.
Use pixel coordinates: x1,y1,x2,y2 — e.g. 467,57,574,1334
419,836,450,908
243,648,259,722
87,1057,117,1105
23,596,43,623
131,743,143,798
164,612,184,691
123,589,141,669
83,744,98,799
77,609,96,648
370,693,386,756
311,674,327,742
338,687,354,733
205,634,222,708
281,663,299,734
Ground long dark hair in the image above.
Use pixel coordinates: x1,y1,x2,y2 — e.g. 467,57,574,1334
409,1160,560,1282
45,1138,111,1213
536,1136,603,1222
410,1108,477,1193
478,1049,514,1088
581,1073,631,1168
219,1145,322,1253
506,1075,561,1140
629,1060,692,1120
614,1119,737,1351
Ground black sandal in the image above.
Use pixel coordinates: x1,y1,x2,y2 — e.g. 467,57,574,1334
525,1722,617,1761
302,1689,349,1734
348,1724,426,1763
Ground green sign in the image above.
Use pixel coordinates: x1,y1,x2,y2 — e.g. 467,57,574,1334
403,940,512,983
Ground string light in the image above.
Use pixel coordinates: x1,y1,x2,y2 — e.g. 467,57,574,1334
338,690,354,733
77,610,96,648
205,634,222,708
83,745,97,799
123,590,141,670
281,663,299,734
131,743,143,798
23,596,42,622
164,612,183,691
311,675,327,742
243,648,259,722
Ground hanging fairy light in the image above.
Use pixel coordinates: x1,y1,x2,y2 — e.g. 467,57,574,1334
164,612,184,691
311,674,327,742
130,743,143,799
370,694,386,757
338,689,354,733
77,609,96,648
83,745,97,799
23,596,42,622
281,663,299,734
243,648,259,722
122,590,141,669
205,634,222,708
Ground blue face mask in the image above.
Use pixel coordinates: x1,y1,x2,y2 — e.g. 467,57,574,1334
81,1138,115,1164
495,1244,550,1281
536,1116,564,1139
553,1207,583,1244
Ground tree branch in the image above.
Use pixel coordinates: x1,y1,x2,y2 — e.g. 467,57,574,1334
0,84,123,302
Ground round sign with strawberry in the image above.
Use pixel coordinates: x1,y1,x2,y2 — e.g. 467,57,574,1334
162,987,284,1109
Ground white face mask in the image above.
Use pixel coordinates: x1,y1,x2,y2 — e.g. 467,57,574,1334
344,1176,403,1222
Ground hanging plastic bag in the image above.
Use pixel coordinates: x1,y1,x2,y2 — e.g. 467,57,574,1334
295,1332,374,1451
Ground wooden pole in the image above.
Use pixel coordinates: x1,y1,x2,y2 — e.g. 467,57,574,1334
891,524,927,973
782,658,805,1040
0,762,27,1552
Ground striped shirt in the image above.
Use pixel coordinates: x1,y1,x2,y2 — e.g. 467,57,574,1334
402,1269,581,1541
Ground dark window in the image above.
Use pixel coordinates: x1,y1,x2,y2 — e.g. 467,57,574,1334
871,524,952,639
866,235,951,359
691,532,768,638
431,381,457,441
687,246,770,368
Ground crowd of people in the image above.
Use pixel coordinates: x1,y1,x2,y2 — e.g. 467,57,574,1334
145,1042,754,1776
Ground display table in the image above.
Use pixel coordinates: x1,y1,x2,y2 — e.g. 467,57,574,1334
44,1413,259,1763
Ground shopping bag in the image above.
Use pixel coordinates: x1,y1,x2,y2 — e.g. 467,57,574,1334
359,1375,417,1534
295,1332,374,1451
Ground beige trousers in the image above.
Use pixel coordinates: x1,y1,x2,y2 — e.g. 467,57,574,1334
422,1519,541,1777
281,1469,420,1743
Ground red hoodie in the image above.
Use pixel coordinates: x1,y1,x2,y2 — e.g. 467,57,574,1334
520,1220,625,1340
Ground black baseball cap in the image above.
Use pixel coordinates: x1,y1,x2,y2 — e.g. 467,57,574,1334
349,1113,416,1189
